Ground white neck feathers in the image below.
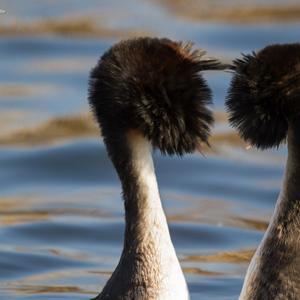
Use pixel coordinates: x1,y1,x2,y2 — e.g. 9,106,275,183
127,130,189,300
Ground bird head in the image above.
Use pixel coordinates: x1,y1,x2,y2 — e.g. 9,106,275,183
226,43,300,149
89,37,222,155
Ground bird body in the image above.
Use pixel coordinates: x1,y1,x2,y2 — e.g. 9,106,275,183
88,37,220,299
240,120,300,300
226,44,300,300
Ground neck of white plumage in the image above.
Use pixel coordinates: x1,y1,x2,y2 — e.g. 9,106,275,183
105,129,188,299
122,130,171,247
106,129,176,251
271,118,300,240
240,118,300,299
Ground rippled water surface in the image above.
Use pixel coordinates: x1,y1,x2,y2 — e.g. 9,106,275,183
0,1,298,299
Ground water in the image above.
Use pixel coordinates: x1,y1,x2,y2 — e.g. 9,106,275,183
0,1,297,299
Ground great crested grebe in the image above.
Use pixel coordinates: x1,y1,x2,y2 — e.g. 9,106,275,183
88,37,221,300
226,43,300,300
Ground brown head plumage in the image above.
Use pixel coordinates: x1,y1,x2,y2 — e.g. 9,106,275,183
89,37,222,155
226,43,300,149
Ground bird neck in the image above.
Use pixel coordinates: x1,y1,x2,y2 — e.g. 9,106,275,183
119,130,171,247
272,117,300,242
106,130,175,254
240,118,300,299
104,130,188,299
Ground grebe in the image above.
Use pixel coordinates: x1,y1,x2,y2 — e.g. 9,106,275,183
88,37,221,300
226,44,300,300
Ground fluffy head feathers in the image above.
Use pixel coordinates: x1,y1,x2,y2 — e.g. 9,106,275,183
226,43,300,149
88,37,221,155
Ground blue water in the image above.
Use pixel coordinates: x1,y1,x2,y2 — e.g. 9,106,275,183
0,1,295,299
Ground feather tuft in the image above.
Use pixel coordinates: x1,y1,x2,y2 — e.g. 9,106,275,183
226,43,300,149
89,37,221,155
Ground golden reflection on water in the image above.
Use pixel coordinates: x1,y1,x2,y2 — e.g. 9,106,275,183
0,83,62,98
167,197,233,224
17,269,90,283
167,192,269,230
211,132,245,149
0,211,50,226
0,113,98,147
183,249,254,264
230,217,268,231
0,197,37,212
0,16,151,38
0,207,110,226
150,0,300,23
48,249,90,261
183,267,224,276
6,284,93,295
4,269,105,296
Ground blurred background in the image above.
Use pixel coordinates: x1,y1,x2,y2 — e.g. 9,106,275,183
0,1,299,299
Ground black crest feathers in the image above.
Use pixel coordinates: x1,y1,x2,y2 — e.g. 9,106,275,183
226,43,300,149
88,37,221,155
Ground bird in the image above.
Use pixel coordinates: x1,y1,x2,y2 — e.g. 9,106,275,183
226,43,300,300
88,37,221,300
